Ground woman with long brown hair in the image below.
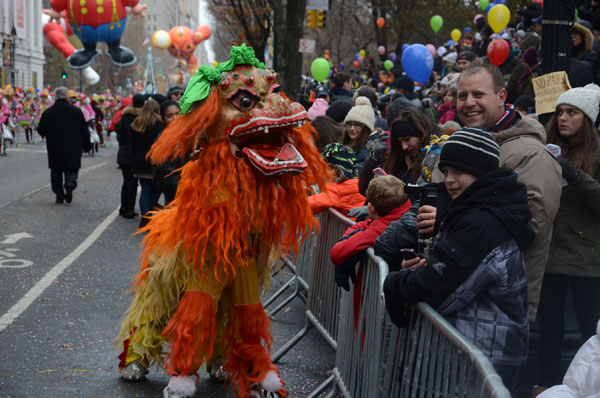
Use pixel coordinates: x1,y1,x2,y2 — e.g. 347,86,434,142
358,107,440,195
537,85,600,387
131,98,162,227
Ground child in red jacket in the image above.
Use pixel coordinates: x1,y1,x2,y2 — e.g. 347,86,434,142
330,175,411,291
308,142,366,216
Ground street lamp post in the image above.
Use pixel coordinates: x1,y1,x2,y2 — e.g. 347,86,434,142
10,25,16,86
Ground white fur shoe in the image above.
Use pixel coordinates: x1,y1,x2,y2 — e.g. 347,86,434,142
260,370,283,392
162,375,196,398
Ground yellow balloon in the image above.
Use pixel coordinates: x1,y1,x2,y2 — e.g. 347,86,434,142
151,30,171,49
359,49,366,57
451,29,461,43
212,61,218,67
488,4,510,33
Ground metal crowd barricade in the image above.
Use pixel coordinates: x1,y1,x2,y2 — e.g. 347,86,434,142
262,229,316,316
272,209,354,396
326,248,511,398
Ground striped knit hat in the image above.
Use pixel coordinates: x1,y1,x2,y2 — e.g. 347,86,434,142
438,127,499,177
321,142,358,179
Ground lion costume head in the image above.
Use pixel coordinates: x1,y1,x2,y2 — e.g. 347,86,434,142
135,45,329,284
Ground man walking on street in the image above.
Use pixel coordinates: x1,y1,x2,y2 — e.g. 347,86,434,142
38,86,91,204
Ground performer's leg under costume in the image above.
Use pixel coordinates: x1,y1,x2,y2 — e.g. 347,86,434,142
118,248,285,397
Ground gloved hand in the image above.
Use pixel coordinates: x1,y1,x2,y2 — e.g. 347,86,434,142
334,261,357,291
557,157,581,184
347,205,369,220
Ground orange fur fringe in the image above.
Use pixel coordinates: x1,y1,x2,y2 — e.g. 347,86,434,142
131,94,330,288
161,291,217,376
148,90,220,165
223,302,287,398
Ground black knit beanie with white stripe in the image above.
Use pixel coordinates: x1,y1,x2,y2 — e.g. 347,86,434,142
438,127,500,177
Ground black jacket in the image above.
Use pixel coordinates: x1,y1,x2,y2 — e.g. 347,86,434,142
38,99,90,171
115,106,140,166
383,168,535,326
132,120,162,176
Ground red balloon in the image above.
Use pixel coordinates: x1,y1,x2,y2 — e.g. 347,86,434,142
487,39,509,66
353,60,360,69
376,17,385,28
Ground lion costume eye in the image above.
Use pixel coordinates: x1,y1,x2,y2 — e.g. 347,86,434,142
228,89,260,112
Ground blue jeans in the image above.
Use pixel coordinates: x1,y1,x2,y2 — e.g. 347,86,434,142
138,178,161,216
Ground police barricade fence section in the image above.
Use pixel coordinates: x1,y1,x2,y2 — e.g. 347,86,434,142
271,209,354,395
298,209,510,398
328,255,511,397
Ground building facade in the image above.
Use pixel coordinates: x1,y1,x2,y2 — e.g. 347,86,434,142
0,0,45,89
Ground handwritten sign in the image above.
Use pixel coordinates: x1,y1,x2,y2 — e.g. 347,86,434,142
532,71,571,115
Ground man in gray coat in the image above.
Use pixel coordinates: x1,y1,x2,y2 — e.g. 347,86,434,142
38,86,91,204
452,64,562,321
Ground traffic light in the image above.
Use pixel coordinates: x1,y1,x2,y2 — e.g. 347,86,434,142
61,69,68,79
317,10,326,28
306,10,316,29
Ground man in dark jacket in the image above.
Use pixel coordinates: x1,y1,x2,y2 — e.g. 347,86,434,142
115,93,145,218
38,86,91,204
330,72,354,103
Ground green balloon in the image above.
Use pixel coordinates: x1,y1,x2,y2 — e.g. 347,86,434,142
384,60,394,71
311,58,330,82
430,15,443,33
479,0,489,10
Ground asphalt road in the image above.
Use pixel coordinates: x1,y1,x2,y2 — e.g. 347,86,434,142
0,139,335,397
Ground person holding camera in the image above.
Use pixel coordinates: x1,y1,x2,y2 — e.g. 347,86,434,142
383,128,535,394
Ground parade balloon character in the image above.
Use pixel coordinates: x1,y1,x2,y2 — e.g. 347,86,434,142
116,44,329,398
42,12,100,84
152,25,212,84
45,0,147,70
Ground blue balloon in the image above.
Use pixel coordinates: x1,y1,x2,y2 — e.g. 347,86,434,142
446,40,456,46
486,4,493,13
495,0,505,3
340,61,345,71
354,53,360,61
402,43,409,52
389,52,398,63
401,44,434,85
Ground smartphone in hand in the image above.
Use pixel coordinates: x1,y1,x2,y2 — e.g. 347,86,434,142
399,248,417,260
373,167,388,176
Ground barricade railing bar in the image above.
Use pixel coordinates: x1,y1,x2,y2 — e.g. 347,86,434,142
262,229,315,316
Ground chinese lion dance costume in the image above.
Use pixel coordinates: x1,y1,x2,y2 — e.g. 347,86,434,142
116,44,329,398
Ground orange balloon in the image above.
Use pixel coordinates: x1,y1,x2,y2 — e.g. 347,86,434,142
376,17,385,28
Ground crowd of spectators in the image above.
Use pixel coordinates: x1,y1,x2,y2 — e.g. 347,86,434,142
302,7,600,395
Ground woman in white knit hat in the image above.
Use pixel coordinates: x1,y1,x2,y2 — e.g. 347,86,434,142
537,84,600,388
342,96,375,171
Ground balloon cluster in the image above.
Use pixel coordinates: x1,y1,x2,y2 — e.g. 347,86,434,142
311,3,513,86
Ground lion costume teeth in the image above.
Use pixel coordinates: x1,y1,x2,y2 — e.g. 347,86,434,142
116,44,329,398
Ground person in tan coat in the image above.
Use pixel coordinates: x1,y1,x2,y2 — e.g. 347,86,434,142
417,64,561,321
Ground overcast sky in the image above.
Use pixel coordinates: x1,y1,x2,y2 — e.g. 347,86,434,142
198,0,215,63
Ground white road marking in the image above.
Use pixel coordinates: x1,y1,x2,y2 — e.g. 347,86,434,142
0,207,119,332
0,162,108,209
1,232,33,244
